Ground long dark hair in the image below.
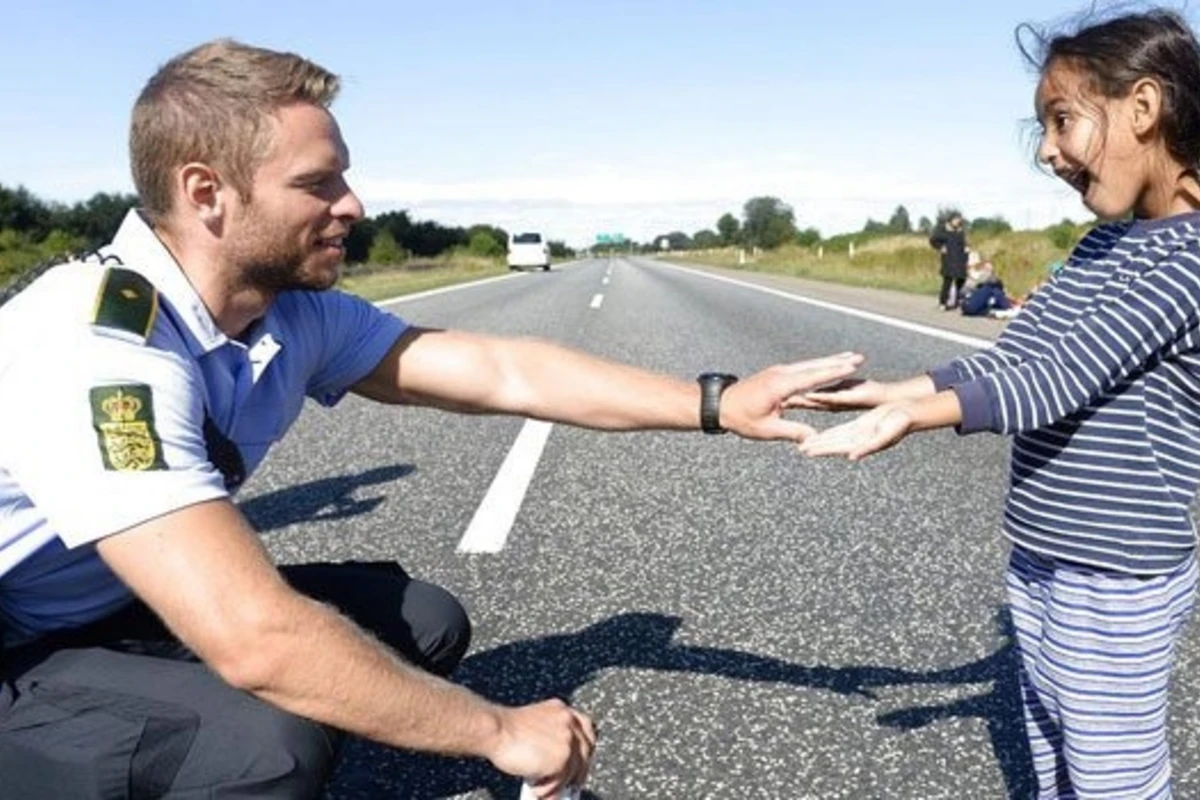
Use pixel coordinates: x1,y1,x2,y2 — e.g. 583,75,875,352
1018,8,1200,177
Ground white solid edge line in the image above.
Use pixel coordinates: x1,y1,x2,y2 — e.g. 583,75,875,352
590,293,604,309
651,260,992,350
457,419,554,554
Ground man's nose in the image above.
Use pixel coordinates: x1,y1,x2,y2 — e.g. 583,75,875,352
334,183,365,223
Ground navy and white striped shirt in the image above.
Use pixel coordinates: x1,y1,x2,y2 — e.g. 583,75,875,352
930,211,1200,575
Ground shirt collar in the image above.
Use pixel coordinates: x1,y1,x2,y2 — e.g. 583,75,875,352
104,209,230,355
1127,210,1200,236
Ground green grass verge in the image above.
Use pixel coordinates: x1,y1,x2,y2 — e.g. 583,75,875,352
666,228,1084,299
338,255,509,302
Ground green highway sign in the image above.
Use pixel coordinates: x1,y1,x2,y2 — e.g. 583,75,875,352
595,233,626,245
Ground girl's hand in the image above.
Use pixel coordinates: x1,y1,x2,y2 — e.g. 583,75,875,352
797,403,915,460
789,378,889,411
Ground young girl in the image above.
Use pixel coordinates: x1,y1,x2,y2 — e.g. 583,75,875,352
800,9,1200,799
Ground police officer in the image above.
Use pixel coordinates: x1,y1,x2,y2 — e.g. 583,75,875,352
0,39,862,798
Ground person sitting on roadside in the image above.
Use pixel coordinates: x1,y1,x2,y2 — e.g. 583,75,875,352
959,252,1013,318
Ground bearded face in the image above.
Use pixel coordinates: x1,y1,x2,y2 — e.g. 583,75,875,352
228,199,344,293
224,103,361,294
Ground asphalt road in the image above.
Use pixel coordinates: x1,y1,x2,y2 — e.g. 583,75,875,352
238,257,1200,799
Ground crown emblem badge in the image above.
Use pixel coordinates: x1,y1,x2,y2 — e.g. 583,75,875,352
101,390,143,423
90,384,166,472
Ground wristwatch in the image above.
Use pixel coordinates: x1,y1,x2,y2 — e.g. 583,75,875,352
697,372,739,434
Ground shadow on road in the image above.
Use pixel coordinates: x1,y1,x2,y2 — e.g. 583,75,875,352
239,463,416,532
325,608,1032,799
871,607,1032,800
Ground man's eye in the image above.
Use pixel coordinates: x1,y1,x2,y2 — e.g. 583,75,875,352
298,175,332,192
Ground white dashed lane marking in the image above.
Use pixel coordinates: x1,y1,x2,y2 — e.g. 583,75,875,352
456,419,554,554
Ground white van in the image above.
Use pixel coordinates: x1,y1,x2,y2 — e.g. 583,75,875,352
507,232,550,271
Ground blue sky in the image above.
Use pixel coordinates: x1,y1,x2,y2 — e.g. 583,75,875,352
3,1,1194,248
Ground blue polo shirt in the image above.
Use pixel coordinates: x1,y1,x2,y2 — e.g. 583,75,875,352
0,210,407,644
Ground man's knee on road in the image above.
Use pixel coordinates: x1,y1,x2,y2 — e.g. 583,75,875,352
282,560,472,677
407,580,472,677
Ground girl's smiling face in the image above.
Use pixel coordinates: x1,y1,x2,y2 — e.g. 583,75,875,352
1035,59,1152,220
1035,56,1200,221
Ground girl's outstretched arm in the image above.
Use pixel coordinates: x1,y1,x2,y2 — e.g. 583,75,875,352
794,374,936,411
798,390,963,461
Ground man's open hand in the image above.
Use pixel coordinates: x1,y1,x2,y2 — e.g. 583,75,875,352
721,352,864,441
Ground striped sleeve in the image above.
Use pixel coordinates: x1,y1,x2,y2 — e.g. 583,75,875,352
958,241,1200,434
928,227,1116,391
929,283,1052,389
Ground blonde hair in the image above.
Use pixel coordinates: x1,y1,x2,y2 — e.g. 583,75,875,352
130,39,340,221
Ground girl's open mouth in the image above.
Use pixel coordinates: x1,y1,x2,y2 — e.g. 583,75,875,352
1064,168,1092,196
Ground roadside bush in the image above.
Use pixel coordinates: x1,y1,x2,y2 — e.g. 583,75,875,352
368,229,408,266
468,231,503,258
1046,220,1083,250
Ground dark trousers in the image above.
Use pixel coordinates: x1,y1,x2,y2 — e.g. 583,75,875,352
960,283,1011,317
939,275,965,307
0,561,471,799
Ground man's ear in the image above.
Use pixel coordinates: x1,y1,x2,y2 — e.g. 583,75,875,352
177,162,226,224
1129,76,1164,138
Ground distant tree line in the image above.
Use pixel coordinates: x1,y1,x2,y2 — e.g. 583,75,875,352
347,211,573,265
643,197,817,254
0,183,575,285
644,198,1032,255
0,185,140,281
2,180,1076,284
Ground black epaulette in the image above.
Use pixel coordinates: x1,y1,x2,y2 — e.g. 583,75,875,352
90,267,159,344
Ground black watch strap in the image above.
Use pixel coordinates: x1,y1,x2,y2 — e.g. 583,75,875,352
697,372,739,434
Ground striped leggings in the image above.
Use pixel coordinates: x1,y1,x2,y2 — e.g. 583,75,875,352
1006,546,1198,799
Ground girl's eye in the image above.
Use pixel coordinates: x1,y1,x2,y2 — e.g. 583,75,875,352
1053,112,1070,132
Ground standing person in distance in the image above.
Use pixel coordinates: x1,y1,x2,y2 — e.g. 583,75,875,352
801,9,1200,799
930,211,969,310
0,38,862,799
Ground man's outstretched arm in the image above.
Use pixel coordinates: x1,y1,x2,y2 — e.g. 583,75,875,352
352,327,862,441
96,500,594,794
